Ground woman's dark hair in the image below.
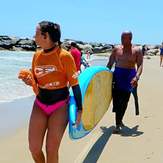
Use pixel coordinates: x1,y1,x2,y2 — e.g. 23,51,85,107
39,21,61,44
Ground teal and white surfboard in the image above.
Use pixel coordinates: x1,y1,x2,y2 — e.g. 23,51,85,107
68,66,113,140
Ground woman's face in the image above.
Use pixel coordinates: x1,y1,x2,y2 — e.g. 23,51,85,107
34,25,46,48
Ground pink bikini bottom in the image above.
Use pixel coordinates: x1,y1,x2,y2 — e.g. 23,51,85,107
35,97,69,116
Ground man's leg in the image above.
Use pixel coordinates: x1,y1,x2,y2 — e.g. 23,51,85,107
120,91,131,124
112,90,130,133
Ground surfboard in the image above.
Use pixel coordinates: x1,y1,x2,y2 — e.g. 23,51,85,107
68,66,113,140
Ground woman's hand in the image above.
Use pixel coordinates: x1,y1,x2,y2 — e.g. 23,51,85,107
18,69,39,95
76,110,82,126
18,69,33,86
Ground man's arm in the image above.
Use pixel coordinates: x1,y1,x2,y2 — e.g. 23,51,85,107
106,48,116,69
132,48,143,116
136,49,143,79
130,48,143,87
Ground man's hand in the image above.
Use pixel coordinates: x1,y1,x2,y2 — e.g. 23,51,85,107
130,76,139,88
76,110,82,126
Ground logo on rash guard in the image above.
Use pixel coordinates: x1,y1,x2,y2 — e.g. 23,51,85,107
40,81,60,89
35,65,57,78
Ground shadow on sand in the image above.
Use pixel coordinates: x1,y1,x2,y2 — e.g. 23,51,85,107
83,125,143,163
83,126,114,163
119,125,144,137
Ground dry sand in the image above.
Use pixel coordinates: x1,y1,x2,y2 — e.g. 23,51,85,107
0,56,163,163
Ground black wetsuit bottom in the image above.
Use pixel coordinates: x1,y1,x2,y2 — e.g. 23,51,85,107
37,87,69,105
112,88,131,126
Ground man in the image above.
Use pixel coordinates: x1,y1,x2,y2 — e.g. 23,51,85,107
107,31,143,133
70,42,81,72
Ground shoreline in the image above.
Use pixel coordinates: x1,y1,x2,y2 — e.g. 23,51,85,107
0,96,34,137
0,49,34,53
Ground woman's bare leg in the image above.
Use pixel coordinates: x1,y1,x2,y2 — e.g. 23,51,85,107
28,103,48,163
46,105,68,163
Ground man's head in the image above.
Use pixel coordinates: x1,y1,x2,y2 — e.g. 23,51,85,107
121,31,132,46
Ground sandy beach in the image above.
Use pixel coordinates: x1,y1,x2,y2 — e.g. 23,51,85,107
0,56,163,163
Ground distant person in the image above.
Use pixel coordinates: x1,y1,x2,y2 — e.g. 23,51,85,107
107,31,143,133
160,42,163,67
86,50,91,59
142,45,146,56
70,42,82,72
18,21,83,163
81,56,90,69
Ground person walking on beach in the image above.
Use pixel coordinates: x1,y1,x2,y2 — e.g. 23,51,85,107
159,42,163,67
70,42,82,72
86,50,91,59
107,31,143,133
18,21,83,163
142,45,146,56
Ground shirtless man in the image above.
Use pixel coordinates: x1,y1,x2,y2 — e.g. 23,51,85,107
107,31,143,133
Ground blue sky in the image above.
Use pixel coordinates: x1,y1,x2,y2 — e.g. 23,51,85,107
0,0,163,44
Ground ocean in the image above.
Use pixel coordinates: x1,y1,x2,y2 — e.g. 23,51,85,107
0,51,108,103
0,50,34,103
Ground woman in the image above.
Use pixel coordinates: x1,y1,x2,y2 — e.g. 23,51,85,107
18,21,82,163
